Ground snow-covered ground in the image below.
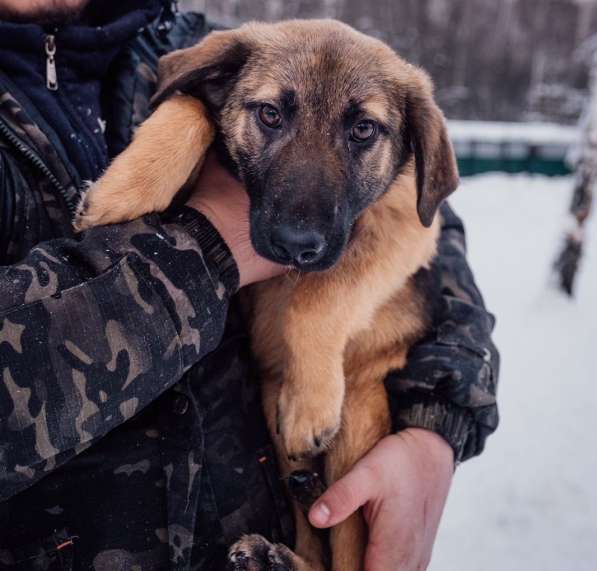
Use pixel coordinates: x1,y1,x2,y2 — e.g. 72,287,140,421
431,173,597,571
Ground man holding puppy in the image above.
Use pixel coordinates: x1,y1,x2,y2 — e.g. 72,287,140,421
0,1,499,570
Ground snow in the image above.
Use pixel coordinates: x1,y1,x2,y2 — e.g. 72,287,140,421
448,120,579,146
430,173,597,571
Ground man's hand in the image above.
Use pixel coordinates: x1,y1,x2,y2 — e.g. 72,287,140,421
309,429,453,571
187,152,286,287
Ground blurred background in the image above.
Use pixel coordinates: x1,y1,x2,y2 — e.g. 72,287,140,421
183,0,597,123
180,1,597,570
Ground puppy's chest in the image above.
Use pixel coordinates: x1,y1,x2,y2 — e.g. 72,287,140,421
342,282,429,384
248,268,430,382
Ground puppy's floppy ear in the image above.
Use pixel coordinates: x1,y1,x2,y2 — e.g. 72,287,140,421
151,29,251,111
404,72,459,227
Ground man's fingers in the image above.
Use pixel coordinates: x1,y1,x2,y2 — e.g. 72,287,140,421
308,463,377,528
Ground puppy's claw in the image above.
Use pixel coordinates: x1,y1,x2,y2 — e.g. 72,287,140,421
277,385,342,460
288,469,326,512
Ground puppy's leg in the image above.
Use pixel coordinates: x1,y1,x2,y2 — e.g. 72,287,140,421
325,374,392,571
277,191,439,460
74,95,214,231
261,377,327,571
278,272,401,460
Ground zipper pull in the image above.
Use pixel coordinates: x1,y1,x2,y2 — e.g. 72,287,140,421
45,34,58,91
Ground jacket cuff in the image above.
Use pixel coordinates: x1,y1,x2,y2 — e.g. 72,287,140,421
163,206,240,294
394,393,476,465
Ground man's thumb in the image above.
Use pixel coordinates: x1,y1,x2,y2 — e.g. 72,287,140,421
308,464,374,529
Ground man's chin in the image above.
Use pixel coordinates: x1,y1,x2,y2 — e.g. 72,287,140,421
0,0,90,24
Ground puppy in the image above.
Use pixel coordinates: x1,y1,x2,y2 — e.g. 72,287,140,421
75,20,458,571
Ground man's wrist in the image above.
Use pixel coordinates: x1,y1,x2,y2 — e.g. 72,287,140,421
392,392,476,465
189,201,284,288
400,428,454,468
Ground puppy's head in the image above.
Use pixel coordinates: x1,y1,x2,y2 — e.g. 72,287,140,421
153,20,458,271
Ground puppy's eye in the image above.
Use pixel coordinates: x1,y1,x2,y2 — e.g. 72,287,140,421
350,120,377,143
258,104,282,129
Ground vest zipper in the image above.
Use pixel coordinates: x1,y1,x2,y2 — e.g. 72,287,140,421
45,34,58,91
0,118,76,215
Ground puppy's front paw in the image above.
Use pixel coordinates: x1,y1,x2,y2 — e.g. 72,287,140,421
277,380,343,460
228,535,298,571
73,180,123,232
70,180,92,232
73,179,153,232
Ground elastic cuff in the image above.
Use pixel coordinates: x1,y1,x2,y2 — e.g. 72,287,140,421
394,393,476,465
163,206,240,294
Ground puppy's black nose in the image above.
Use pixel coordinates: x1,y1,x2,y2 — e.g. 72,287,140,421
270,225,325,266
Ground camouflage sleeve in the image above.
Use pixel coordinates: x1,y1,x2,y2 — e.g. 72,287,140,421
0,206,238,499
384,202,500,464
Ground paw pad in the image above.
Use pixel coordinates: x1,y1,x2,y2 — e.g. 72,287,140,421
228,535,297,571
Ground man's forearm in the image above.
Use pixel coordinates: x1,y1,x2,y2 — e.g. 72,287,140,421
0,207,238,499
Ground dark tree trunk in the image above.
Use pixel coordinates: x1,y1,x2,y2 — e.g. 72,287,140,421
553,51,597,295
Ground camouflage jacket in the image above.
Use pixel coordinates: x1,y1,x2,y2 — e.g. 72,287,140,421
0,2,499,570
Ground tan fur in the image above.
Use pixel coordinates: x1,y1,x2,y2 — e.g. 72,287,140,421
74,20,457,571
251,172,438,459
360,96,391,124
74,96,214,231
249,172,438,571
